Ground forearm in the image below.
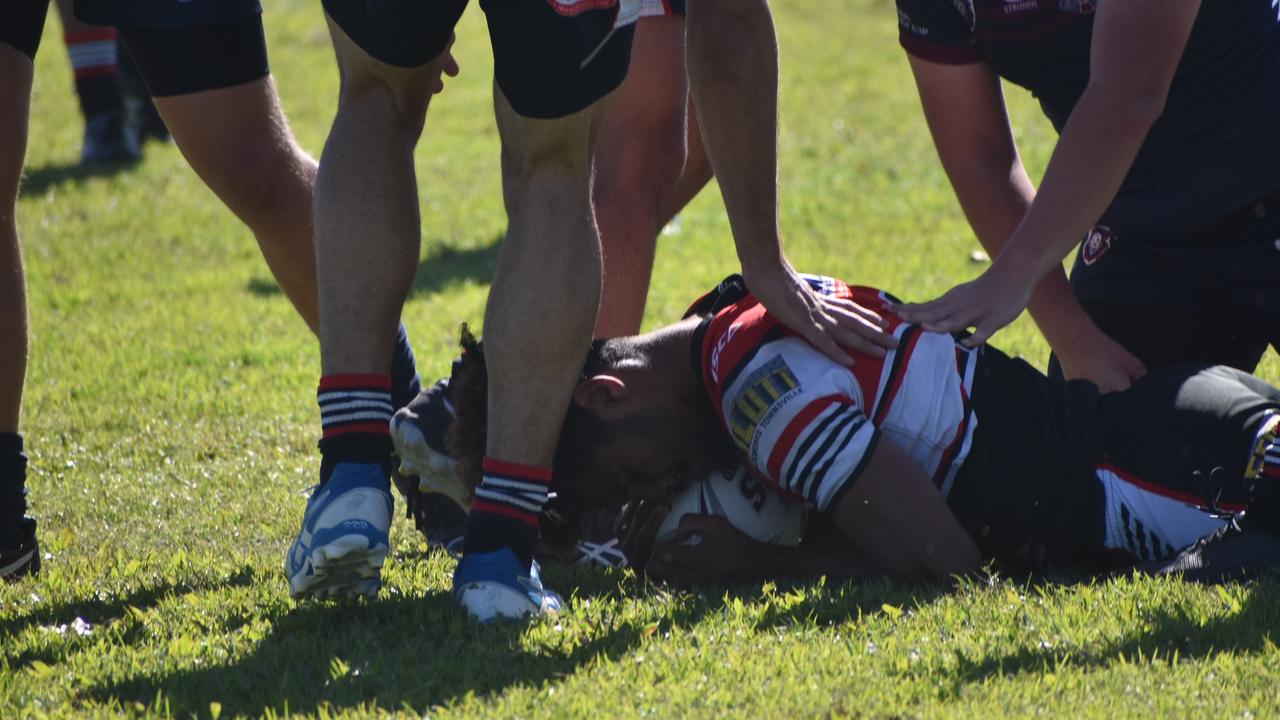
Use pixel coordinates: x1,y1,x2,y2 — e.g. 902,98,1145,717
685,0,782,272
997,85,1162,282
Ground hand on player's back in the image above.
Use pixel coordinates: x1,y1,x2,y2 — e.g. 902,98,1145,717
743,261,897,365
892,260,1033,348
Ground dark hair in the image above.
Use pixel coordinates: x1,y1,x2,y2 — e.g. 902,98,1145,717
445,324,639,501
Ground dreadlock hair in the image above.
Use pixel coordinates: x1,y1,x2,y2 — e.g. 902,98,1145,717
445,323,643,504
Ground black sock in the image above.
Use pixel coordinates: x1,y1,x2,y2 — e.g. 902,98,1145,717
65,29,125,119
0,433,29,546
390,322,421,412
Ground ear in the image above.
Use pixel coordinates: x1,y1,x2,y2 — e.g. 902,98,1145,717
572,375,629,414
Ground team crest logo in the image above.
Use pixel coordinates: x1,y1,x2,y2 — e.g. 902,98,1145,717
1081,225,1113,266
545,0,616,17
1058,0,1096,14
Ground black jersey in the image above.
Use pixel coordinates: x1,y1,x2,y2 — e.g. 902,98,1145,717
895,0,1280,239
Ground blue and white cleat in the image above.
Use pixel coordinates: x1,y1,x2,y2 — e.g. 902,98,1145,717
286,463,393,600
453,548,564,622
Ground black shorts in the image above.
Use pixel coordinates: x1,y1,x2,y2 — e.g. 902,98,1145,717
0,0,50,61
1057,190,1280,373
74,0,260,29
71,0,268,97
322,0,636,119
951,348,1280,569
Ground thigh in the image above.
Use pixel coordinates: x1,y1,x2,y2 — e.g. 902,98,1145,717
1096,365,1280,507
0,0,50,61
116,14,269,97
1049,296,1271,376
482,0,636,120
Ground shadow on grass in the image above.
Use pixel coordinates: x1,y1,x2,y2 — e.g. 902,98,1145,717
245,235,503,303
81,567,714,717
955,578,1280,684
408,237,503,299
21,158,140,196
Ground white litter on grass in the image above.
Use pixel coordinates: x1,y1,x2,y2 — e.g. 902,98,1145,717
970,249,991,263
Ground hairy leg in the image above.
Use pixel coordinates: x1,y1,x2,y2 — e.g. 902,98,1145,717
592,16,688,338
659,97,712,228
0,45,33,434
317,18,445,375
153,77,320,332
483,89,616,468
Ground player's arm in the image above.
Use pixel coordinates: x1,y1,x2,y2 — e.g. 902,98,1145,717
907,57,1144,391
896,0,1202,348
638,512,876,584
826,436,982,581
686,0,897,365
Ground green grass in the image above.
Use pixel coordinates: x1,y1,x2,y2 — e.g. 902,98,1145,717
5,0,1279,717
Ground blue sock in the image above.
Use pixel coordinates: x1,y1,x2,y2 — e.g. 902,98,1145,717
390,322,422,411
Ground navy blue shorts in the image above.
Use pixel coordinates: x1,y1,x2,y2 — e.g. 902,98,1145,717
0,0,50,61
1058,191,1280,373
322,0,635,119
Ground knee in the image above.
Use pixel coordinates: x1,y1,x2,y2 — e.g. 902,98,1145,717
336,59,437,140
211,138,314,233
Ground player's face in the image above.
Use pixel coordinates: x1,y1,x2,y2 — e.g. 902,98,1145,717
560,390,733,509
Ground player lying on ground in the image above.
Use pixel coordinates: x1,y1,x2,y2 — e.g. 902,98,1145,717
445,273,1280,589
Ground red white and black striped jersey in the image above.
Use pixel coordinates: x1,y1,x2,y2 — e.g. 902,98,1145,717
689,275,980,512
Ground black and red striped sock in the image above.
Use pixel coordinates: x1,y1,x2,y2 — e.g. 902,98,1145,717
463,458,551,567
317,374,394,487
64,29,125,119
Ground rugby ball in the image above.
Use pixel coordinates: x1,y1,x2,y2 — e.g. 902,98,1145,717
656,464,807,547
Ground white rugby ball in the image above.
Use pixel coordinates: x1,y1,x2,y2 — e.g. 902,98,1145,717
656,464,807,547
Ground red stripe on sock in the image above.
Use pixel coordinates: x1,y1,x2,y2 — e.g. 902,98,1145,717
321,422,391,439
64,29,118,44
318,374,392,391
470,500,540,526
482,457,552,483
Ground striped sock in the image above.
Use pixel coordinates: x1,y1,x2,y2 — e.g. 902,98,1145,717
317,374,394,486
463,458,552,566
1247,413,1280,532
65,30,124,119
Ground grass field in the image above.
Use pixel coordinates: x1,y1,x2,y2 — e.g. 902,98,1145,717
5,0,1280,717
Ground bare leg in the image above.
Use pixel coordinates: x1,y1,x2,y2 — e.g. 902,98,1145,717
592,16,688,338
0,45,32,435
483,88,615,467
154,77,320,332
659,98,712,228
315,22,446,375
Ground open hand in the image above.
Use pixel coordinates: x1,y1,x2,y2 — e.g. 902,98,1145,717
743,261,896,365
892,262,1033,348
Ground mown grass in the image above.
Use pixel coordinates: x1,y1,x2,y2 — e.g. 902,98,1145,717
4,0,1279,717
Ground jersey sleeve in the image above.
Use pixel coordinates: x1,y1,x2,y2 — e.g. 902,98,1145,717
719,338,881,513
895,0,984,65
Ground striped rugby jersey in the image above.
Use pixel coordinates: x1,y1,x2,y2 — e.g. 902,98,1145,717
689,275,980,512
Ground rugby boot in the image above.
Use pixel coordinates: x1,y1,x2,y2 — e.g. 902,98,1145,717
453,547,563,622
1136,516,1280,583
80,112,140,165
286,464,393,600
390,379,470,508
0,517,40,581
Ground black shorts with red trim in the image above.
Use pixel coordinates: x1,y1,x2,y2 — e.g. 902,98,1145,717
322,0,635,119
948,348,1280,569
1,0,50,61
